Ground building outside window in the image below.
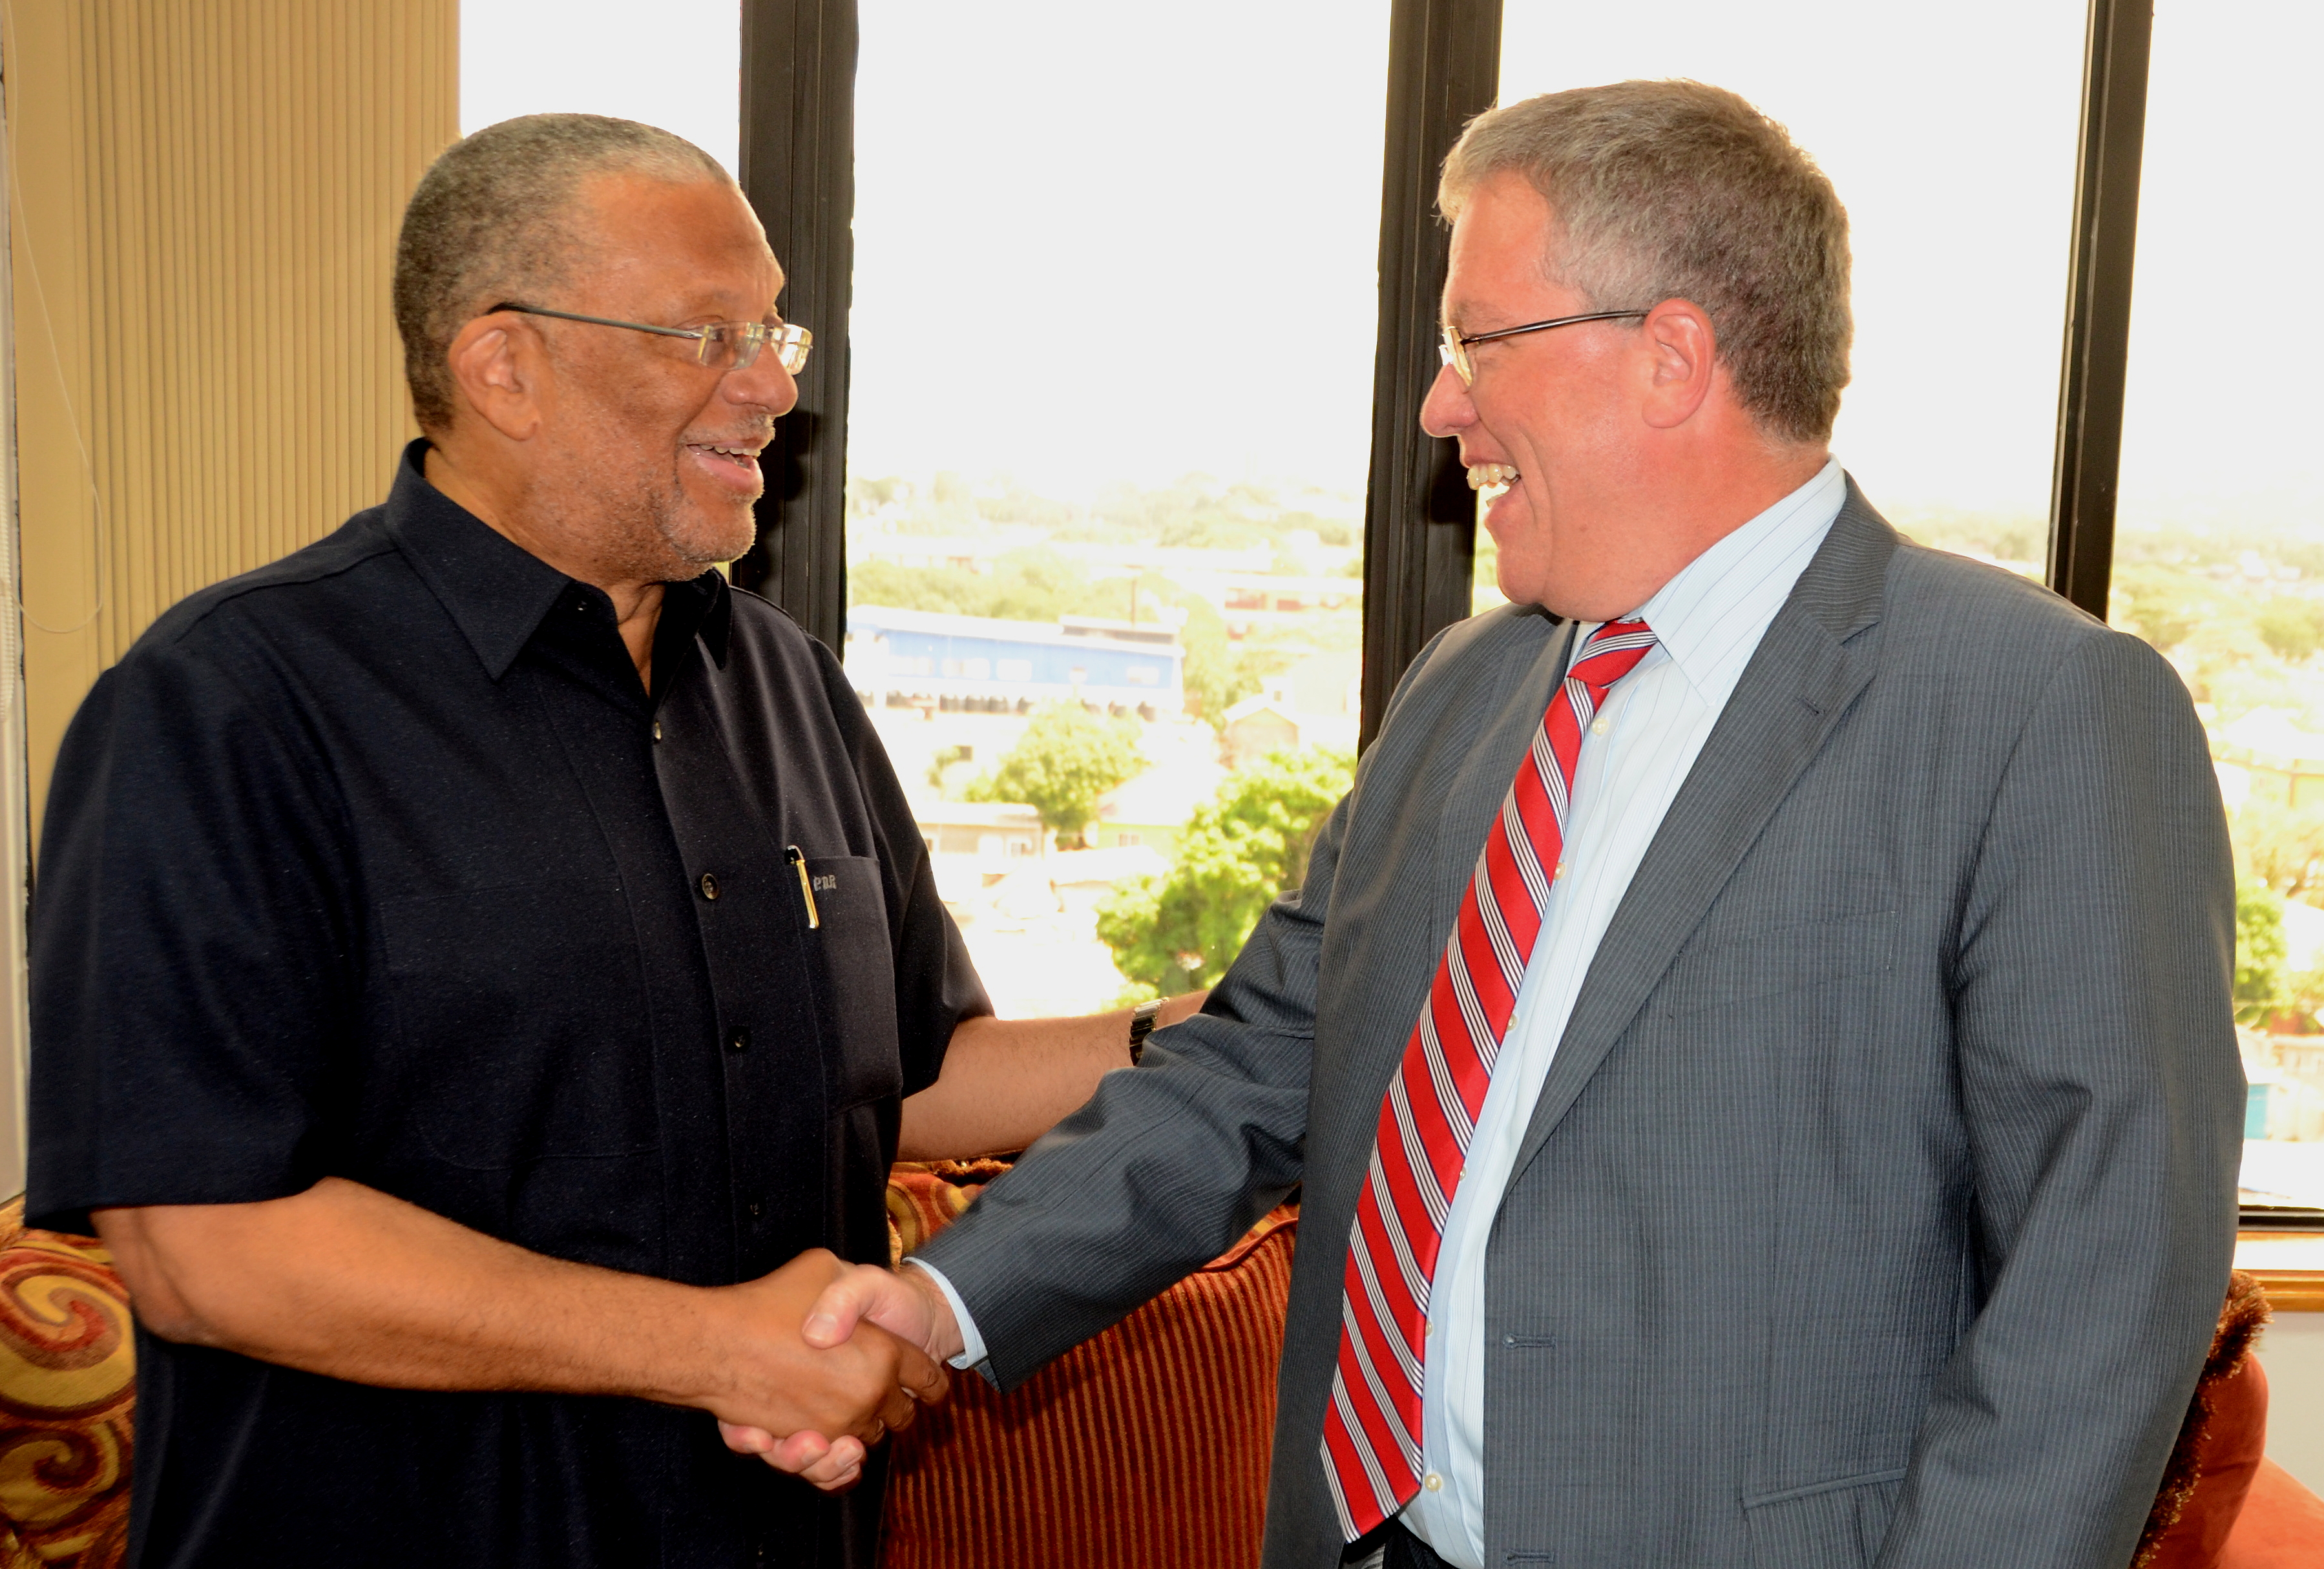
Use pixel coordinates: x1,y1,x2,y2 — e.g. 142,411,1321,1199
846,0,1389,1017
2099,0,2324,1212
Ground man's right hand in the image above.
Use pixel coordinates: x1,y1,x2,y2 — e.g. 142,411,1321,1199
92,1182,946,1497
718,1260,965,1490
696,1249,948,1455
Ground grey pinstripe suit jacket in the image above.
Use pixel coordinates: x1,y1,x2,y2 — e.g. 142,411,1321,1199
911,480,2244,1568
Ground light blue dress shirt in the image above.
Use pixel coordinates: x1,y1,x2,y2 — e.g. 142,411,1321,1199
916,462,1846,1568
1399,461,1843,1565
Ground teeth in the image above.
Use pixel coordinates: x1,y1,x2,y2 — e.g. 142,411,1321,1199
1467,462,1518,493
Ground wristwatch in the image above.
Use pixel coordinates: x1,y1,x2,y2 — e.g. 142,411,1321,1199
1128,998,1163,1066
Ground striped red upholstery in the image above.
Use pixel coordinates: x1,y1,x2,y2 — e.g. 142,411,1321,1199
878,1163,1297,1569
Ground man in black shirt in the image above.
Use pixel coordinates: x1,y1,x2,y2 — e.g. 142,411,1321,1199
26,114,1173,1567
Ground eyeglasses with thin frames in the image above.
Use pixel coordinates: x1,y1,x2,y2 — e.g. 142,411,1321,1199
1439,309,1647,386
488,302,813,375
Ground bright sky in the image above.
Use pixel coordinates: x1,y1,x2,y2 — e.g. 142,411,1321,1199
463,0,2317,526
461,1,742,176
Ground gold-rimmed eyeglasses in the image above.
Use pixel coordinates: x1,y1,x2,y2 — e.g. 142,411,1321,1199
1438,309,1647,387
489,302,813,375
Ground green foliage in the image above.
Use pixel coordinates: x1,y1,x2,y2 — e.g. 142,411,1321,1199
2257,598,2324,663
2239,795,2324,900
1178,600,1259,730
850,548,1123,625
1096,747,1356,995
2111,562,2201,652
2236,876,2290,1024
925,743,974,796
963,702,1144,846
1888,507,2044,566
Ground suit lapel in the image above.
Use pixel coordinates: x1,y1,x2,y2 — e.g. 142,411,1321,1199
1508,486,1898,1179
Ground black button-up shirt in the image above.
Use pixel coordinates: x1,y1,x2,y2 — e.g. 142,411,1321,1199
28,442,987,1568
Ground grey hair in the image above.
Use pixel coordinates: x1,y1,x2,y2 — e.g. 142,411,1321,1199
393,113,730,432
1439,81,1851,445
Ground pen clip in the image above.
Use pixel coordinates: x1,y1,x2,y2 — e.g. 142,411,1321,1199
786,845,821,929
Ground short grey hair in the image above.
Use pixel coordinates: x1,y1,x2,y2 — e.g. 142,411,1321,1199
393,113,730,432
1440,81,1851,445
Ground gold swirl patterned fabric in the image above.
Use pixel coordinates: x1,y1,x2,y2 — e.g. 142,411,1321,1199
0,1198,134,1569
879,1163,1296,1569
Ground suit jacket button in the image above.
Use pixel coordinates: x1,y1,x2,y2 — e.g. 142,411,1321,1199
728,1029,751,1053
698,871,720,900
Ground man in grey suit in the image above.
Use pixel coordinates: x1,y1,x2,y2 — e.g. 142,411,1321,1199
759,81,2243,1568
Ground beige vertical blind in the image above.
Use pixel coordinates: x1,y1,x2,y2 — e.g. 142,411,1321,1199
5,0,458,833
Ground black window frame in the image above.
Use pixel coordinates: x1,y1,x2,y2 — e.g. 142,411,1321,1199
740,6,2310,1228
736,0,2148,680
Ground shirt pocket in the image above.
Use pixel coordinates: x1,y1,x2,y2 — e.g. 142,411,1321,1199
795,853,905,1114
377,878,658,1168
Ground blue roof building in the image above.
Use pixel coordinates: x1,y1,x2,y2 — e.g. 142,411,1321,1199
844,606,1185,716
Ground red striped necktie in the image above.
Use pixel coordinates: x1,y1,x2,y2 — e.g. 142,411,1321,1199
1321,617,1659,1540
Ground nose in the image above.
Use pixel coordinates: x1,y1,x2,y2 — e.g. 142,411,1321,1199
1419,363,1474,439
725,349,799,419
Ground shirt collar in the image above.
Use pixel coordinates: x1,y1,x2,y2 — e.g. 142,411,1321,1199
1621,457,1848,711
384,439,734,681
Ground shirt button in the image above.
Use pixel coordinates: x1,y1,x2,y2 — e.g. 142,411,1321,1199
1423,1320,1434,1337
1553,862,1567,881
698,872,720,900
1423,1473,1443,1492
746,1200,764,1219
1591,714,1610,735
727,1028,750,1053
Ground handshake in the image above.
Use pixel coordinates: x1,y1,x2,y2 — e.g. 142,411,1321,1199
706,1249,967,1491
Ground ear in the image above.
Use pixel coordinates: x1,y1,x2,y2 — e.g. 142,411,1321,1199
443,314,547,443
1637,298,1718,430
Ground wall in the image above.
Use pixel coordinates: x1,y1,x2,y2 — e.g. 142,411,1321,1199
0,0,458,1194
5,0,459,837
0,78,25,1198
2257,1314,2324,1492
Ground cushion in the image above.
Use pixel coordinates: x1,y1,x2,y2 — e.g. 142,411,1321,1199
877,1163,1296,1569
2138,1271,2274,1566
0,1196,134,1569
2219,1457,2324,1568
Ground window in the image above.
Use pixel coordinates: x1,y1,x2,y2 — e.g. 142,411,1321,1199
459,1,743,174
844,0,1388,1017
2100,0,2324,1214
1498,0,2085,583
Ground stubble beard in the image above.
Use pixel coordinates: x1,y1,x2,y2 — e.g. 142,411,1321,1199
545,429,759,585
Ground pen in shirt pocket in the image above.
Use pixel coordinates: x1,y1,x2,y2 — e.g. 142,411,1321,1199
785,844,821,928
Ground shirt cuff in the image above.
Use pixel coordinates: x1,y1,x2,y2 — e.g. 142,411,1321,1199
901,1257,989,1370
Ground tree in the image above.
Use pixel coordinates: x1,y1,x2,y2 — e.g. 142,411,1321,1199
1177,601,1259,730
2256,598,2324,663
964,702,1143,847
2236,876,2289,1024
1097,747,1356,995
2238,793,2324,901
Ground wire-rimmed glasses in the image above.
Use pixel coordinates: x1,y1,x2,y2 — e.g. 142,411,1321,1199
489,302,813,375
1438,309,1647,386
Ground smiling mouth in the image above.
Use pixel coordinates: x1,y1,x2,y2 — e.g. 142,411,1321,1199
689,442,764,482
1467,462,1518,502
687,441,762,467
